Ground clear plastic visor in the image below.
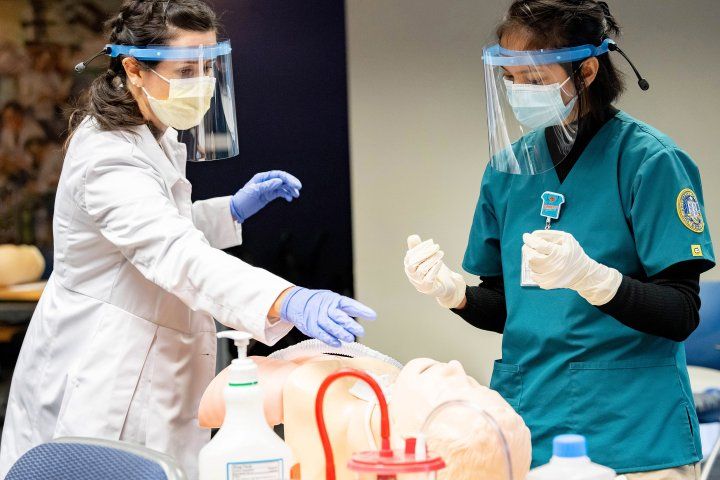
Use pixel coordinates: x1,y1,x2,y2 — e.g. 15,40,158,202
108,41,238,161
481,41,611,175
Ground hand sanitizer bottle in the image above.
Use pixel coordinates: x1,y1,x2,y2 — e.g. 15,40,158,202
199,331,293,480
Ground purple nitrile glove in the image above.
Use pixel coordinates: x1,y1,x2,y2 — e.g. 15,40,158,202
280,287,377,347
230,170,302,223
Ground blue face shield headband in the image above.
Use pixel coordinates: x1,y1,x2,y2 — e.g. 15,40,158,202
483,38,614,67
105,41,232,61
483,38,649,91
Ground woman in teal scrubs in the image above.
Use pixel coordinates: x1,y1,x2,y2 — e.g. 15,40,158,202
403,1,714,478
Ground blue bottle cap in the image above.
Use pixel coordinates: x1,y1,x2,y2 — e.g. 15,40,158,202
553,434,587,458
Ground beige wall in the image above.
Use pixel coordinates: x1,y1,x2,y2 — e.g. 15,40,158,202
347,0,720,385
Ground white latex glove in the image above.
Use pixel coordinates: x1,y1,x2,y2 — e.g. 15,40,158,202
404,234,466,309
522,230,622,306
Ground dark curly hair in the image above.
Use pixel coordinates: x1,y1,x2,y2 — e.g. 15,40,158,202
497,0,626,121
68,0,219,136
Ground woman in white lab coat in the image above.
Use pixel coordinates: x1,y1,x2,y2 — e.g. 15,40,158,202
0,1,375,478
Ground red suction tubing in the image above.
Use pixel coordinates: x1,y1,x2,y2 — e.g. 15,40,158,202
315,368,393,480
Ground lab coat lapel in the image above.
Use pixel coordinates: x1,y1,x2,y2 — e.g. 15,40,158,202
135,125,193,219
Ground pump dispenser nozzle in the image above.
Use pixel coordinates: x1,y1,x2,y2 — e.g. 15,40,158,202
217,330,252,358
217,331,257,386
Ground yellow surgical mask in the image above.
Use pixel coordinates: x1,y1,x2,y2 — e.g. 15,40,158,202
143,69,216,130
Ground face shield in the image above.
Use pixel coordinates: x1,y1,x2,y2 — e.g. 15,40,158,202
482,39,613,175
108,41,238,161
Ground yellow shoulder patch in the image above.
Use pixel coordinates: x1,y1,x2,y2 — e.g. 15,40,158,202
691,244,703,257
676,188,705,233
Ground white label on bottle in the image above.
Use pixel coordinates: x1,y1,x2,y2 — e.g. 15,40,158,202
227,459,284,480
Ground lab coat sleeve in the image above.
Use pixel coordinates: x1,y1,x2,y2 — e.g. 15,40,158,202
630,147,716,277
82,150,294,345
462,165,504,276
192,196,243,249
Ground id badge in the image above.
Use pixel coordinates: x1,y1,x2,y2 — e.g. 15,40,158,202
521,249,539,287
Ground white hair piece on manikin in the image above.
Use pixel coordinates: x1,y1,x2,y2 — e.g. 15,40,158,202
268,340,404,370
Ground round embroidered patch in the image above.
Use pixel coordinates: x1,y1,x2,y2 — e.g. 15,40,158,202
676,188,705,233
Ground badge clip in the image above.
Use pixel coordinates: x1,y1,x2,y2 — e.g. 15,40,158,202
540,191,565,230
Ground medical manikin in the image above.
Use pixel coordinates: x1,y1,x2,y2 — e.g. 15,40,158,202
199,341,531,480
0,245,45,287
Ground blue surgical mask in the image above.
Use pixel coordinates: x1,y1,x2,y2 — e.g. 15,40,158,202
504,77,577,130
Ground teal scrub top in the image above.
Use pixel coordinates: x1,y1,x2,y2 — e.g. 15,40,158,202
463,111,716,473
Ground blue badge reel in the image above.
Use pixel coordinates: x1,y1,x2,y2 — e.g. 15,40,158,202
522,191,566,287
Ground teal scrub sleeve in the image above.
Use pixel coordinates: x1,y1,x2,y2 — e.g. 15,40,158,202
462,166,503,276
630,147,715,277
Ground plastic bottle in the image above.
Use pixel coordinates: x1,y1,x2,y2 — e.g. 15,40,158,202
199,331,294,480
527,435,616,480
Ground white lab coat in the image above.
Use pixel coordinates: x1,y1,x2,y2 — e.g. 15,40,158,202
0,118,294,479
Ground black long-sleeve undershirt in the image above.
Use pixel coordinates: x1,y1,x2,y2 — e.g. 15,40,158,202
600,264,701,341
453,263,702,341
455,276,507,334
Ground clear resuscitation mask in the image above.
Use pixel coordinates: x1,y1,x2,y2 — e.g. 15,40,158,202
420,400,514,480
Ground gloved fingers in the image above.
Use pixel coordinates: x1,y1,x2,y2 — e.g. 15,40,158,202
279,185,296,202
522,232,558,256
522,244,548,272
535,230,585,264
329,308,366,337
275,171,303,191
407,234,423,249
405,241,440,268
280,184,301,199
415,251,444,277
522,244,540,264
531,229,569,244
337,296,377,320
530,271,556,290
408,238,434,255
422,260,443,285
249,171,303,191
308,325,343,348
256,177,284,193
318,316,356,344
249,171,275,184
523,245,548,273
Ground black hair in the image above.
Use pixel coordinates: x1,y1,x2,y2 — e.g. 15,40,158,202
497,0,625,121
68,0,219,136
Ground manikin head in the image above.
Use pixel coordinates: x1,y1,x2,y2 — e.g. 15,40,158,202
390,359,532,480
